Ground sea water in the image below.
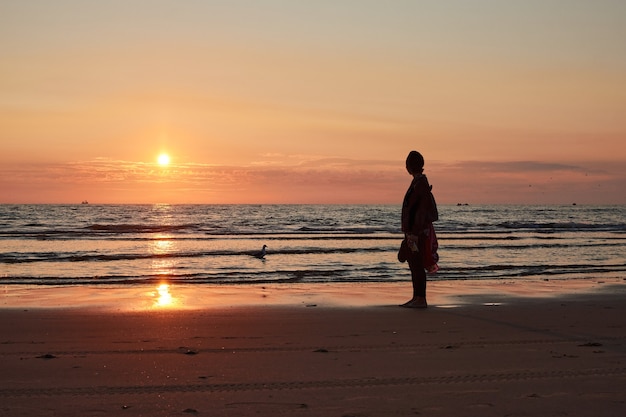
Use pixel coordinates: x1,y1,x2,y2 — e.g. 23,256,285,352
1,204,624,286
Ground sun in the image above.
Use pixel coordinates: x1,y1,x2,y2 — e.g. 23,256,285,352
157,153,170,166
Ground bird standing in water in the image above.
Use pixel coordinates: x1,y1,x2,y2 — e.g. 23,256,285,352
254,245,267,259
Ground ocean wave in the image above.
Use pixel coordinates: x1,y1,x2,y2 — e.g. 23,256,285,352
85,224,196,233
493,221,626,232
0,229,402,240
0,246,392,264
1,204,624,287
3,263,625,286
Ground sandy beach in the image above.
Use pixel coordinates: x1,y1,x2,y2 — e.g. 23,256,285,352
1,278,625,416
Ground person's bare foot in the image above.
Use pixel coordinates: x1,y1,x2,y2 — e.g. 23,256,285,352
400,299,415,307
400,297,427,308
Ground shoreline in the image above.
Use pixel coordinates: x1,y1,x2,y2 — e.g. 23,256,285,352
2,277,624,311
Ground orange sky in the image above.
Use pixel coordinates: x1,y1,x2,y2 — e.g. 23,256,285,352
1,1,625,204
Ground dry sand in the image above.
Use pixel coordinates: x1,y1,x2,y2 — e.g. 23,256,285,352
1,278,625,416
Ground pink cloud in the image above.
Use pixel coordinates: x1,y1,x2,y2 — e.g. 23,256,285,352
1,158,624,204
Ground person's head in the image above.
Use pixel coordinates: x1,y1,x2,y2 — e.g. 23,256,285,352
405,151,424,175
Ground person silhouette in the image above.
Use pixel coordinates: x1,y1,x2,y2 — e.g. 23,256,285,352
399,150,438,308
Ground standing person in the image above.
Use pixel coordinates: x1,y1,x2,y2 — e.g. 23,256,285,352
399,150,438,308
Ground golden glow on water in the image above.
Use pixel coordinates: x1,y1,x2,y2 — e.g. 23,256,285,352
153,283,175,307
150,236,177,276
153,238,172,252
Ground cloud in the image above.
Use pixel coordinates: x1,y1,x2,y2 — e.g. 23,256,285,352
447,160,592,174
430,160,626,204
2,157,625,204
0,157,407,204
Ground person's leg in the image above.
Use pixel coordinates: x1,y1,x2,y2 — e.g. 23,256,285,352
408,252,426,298
402,251,427,308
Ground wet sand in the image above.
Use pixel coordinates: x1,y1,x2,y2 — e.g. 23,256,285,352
1,279,625,416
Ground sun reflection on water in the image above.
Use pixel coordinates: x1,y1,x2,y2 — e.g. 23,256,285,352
154,283,176,307
153,238,173,253
150,235,177,276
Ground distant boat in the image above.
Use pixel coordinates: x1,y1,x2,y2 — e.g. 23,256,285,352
81,200,89,204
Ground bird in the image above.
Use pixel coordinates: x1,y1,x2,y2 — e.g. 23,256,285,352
253,245,267,259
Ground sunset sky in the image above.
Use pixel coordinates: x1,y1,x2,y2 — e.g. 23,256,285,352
1,0,625,204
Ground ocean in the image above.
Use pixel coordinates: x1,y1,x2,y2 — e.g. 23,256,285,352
1,204,625,287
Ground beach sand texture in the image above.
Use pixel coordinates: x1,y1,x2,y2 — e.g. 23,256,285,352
1,279,625,416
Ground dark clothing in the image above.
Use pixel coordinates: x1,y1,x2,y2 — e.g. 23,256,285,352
401,174,433,298
401,174,434,235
